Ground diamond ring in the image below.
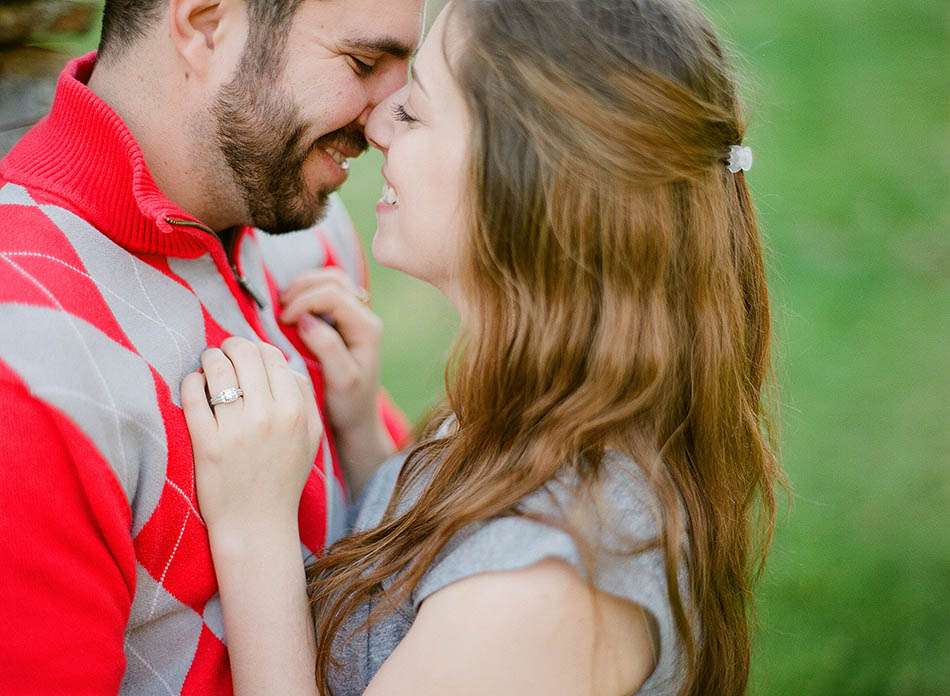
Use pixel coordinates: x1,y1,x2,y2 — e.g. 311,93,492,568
208,387,244,407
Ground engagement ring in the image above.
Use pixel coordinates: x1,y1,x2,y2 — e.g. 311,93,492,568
209,387,244,407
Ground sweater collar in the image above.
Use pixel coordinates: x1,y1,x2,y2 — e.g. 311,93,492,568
0,52,223,258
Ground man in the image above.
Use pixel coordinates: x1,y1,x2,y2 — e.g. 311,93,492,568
0,0,421,692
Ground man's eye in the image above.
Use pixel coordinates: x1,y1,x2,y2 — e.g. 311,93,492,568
350,56,375,76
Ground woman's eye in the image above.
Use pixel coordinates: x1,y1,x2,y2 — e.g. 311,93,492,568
391,103,418,124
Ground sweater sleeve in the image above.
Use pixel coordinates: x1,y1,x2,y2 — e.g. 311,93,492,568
0,379,136,695
377,390,412,450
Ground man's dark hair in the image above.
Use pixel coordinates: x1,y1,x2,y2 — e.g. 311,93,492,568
99,0,306,62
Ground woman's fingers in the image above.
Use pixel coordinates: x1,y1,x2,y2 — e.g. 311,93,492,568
280,267,357,309
220,336,272,411
296,314,362,392
280,285,361,330
258,343,300,407
281,286,381,359
293,371,324,445
201,347,242,421
278,268,383,440
259,343,324,445
181,371,218,443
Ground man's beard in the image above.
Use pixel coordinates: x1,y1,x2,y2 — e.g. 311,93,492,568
211,70,367,235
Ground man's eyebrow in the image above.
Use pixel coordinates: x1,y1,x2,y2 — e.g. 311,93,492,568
340,36,415,59
410,66,428,96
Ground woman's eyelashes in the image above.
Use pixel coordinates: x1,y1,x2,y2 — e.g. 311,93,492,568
392,103,419,124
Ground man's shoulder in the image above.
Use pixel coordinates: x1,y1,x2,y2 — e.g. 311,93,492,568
0,179,106,317
0,178,97,262
0,178,163,508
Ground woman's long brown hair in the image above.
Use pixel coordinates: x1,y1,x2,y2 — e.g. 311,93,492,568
309,1,781,693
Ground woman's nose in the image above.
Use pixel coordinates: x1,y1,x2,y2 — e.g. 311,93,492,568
365,88,405,154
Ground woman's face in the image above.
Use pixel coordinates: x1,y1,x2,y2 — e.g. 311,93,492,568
365,9,470,303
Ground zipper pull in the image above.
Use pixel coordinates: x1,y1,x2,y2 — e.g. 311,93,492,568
165,217,266,310
235,270,267,309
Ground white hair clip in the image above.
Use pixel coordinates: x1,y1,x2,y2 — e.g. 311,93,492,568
727,145,753,173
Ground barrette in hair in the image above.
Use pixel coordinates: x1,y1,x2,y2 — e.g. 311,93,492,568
727,145,753,173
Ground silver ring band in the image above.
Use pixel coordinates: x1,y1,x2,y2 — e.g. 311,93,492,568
209,387,244,407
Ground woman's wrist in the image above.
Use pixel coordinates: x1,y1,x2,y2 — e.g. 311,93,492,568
208,514,301,562
333,415,396,496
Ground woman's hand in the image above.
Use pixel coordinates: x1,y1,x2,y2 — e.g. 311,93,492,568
181,337,321,696
279,268,395,495
181,337,323,536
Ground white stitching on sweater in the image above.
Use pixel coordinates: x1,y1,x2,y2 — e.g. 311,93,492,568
147,507,191,621
0,253,131,488
2,251,190,344
131,256,186,376
35,385,166,445
33,353,206,527
124,639,177,696
165,478,205,528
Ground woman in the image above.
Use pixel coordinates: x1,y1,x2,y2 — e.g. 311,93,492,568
181,0,780,694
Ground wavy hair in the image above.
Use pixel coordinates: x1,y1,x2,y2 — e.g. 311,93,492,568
309,1,781,693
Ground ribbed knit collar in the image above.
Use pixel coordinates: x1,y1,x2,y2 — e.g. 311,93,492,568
0,52,221,258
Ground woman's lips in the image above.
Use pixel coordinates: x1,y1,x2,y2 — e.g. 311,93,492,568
381,183,398,205
377,170,399,213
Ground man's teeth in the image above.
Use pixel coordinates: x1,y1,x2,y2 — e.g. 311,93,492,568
323,146,349,169
382,184,398,205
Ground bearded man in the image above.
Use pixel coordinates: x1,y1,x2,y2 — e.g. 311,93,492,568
0,0,421,692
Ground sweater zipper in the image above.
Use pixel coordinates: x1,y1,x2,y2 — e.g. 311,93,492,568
164,217,267,309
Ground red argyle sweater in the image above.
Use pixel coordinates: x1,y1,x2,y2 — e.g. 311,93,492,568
0,53,408,695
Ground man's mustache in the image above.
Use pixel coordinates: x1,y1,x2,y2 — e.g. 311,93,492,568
312,124,368,160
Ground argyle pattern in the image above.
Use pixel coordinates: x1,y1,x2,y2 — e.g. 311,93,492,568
0,52,407,696
0,180,356,694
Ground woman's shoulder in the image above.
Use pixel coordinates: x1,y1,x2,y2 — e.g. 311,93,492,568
352,448,689,694
523,450,665,539
413,451,689,694
414,451,678,606
354,448,678,591
384,556,658,696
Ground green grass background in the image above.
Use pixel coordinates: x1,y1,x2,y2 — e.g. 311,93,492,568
63,0,948,693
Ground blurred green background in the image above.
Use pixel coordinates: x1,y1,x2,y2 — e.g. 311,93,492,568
54,0,948,693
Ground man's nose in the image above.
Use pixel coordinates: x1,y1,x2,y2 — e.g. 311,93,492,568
365,89,402,153
359,60,411,126
356,103,374,130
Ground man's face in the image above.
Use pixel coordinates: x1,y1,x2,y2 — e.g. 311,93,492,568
212,0,422,234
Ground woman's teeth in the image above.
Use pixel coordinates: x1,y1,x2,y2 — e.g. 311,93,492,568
382,184,398,205
323,146,349,170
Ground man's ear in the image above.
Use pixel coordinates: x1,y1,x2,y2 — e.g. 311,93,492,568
168,0,228,78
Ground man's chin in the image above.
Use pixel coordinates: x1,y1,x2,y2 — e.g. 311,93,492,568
252,191,331,235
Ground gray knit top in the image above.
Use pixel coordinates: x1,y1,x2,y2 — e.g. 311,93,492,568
326,450,691,695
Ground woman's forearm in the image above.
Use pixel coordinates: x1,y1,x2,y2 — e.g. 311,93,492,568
334,416,396,498
209,518,317,696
